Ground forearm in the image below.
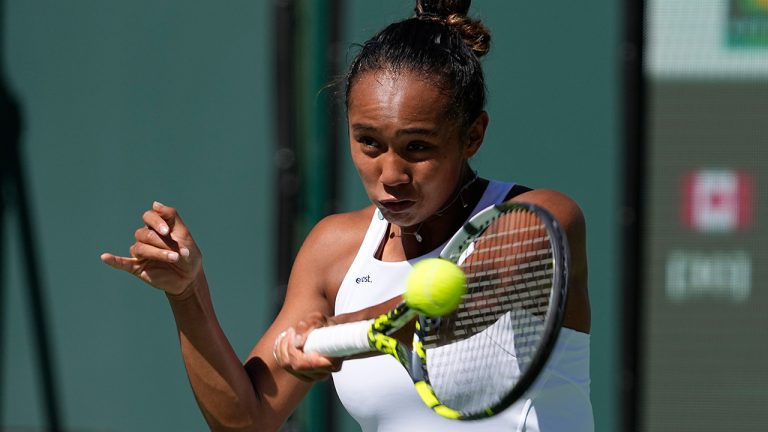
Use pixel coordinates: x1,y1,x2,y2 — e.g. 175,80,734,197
166,274,262,431
332,295,403,324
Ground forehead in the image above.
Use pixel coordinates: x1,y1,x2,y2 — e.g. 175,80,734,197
347,71,450,124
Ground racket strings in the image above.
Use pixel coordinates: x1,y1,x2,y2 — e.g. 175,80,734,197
423,209,555,414
424,211,552,345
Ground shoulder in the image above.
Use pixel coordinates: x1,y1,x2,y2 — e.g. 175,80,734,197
291,205,378,297
300,205,377,257
510,188,586,235
511,188,590,332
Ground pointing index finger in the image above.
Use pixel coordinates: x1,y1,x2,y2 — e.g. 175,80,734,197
100,252,138,273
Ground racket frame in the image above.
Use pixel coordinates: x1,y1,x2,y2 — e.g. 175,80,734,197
303,201,570,420
419,201,570,419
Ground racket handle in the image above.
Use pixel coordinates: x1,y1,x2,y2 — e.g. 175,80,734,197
303,319,374,357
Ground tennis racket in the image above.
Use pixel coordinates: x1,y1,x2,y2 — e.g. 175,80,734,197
302,201,570,420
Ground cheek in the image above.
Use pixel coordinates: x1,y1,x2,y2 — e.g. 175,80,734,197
418,159,464,199
350,148,378,189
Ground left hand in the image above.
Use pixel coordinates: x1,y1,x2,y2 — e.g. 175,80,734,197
100,201,203,297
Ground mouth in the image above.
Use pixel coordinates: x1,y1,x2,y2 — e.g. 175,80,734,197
378,199,416,213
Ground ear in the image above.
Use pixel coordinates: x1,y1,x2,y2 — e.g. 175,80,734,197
463,111,489,159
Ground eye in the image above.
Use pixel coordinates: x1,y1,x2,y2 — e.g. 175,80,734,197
406,141,429,152
357,136,378,147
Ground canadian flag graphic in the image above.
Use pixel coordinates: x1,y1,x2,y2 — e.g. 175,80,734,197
682,170,753,233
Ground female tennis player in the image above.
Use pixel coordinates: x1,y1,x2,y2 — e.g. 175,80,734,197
101,0,593,430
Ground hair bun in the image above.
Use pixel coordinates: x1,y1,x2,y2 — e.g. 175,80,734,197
415,0,470,16
415,0,491,58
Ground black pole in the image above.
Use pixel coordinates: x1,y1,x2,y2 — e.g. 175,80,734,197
272,2,346,430
621,0,645,430
325,0,343,216
0,1,63,428
321,3,344,430
273,0,299,310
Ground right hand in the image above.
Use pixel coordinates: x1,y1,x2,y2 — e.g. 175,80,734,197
101,201,203,297
272,313,343,382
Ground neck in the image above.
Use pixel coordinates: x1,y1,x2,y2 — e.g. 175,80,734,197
391,170,486,254
434,169,479,216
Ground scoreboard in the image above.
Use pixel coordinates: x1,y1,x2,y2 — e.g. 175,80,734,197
640,1,768,430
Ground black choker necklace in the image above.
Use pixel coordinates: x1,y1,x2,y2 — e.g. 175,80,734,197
391,170,479,243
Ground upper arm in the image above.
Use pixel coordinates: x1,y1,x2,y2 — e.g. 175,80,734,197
510,189,591,333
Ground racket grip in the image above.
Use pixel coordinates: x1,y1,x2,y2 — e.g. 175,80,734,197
303,319,374,357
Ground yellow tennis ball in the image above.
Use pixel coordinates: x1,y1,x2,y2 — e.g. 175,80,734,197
404,258,467,316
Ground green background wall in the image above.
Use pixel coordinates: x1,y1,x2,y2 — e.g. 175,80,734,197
3,1,273,431
2,1,620,431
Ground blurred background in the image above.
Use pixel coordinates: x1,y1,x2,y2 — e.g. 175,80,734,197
0,0,764,431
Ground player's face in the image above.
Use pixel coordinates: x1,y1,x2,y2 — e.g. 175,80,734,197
347,71,482,228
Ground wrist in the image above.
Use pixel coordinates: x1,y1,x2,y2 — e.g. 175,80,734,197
165,272,206,303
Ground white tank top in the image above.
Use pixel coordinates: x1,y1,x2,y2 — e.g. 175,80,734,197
333,180,594,431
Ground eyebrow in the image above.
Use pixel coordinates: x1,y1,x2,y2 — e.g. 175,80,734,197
350,123,439,137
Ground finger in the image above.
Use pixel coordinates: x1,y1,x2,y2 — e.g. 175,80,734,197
142,208,171,237
274,327,338,366
290,353,340,382
296,320,309,335
277,328,296,368
287,331,337,369
135,226,179,251
293,326,309,349
281,328,313,369
302,350,339,368
130,242,181,263
100,253,139,272
152,201,192,235
273,330,288,366
150,202,195,251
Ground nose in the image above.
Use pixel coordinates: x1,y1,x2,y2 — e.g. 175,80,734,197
379,152,410,187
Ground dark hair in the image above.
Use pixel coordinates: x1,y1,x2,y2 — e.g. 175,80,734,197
345,0,491,130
